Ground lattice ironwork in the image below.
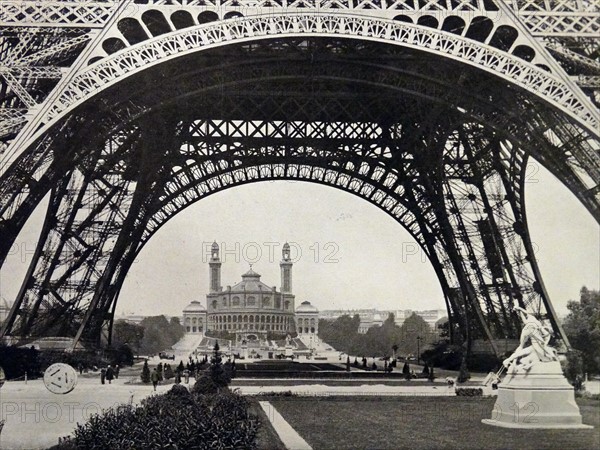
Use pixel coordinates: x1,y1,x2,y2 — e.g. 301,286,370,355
0,2,598,352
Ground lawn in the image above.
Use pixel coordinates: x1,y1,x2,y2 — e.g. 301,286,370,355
270,396,600,450
247,400,286,450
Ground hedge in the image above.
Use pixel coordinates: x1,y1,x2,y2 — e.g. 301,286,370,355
56,385,259,449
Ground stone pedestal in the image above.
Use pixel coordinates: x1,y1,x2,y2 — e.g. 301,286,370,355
482,361,592,429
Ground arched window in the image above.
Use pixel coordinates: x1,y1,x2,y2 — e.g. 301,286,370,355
441,16,465,35
224,11,244,20
247,296,256,306
488,25,519,52
198,11,218,24
393,15,412,23
465,17,494,42
102,37,127,55
284,301,290,310
263,296,271,307
232,296,240,306
117,18,148,45
513,45,535,62
417,16,438,29
141,10,171,37
171,10,195,30
212,300,217,309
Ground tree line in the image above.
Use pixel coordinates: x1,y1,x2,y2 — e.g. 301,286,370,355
318,312,438,358
112,315,185,356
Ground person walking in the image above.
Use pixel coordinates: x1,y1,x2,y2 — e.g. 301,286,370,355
151,367,160,391
114,365,120,379
105,365,114,384
100,367,106,385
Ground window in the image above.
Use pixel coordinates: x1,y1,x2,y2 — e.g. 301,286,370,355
263,297,271,307
232,296,240,306
247,296,256,306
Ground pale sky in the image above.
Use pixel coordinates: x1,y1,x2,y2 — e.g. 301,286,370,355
1,161,598,320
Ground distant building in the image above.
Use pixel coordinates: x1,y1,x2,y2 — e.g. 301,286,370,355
320,308,447,334
358,312,383,334
0,297,12,325
182,300,206,334
204,242,296,343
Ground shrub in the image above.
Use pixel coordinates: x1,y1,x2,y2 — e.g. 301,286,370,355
0,345,40,379
455,387,483,396
193,374,220,395
254,390,296,397
562,349,585,389
57,389,258,449
164,364,174,380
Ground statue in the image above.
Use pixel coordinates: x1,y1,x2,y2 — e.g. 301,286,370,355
502,306,558,373
483,304,592,429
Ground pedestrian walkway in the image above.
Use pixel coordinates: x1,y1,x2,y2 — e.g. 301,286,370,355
259,401,312,450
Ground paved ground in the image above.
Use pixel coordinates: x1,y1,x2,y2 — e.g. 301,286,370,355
0,373,183,450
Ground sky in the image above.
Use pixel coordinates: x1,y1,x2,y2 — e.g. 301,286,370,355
0,161,598,320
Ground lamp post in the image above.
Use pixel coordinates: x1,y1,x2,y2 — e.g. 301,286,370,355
417,336,422,365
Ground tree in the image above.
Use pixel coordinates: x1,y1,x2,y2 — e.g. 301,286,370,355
139,315,185,355
141,360,150,384
399,313,435,356
209,341,231,389
112,320,144,354
164,364,174,380
562,287,600,376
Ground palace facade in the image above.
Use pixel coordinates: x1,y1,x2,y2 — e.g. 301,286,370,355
182,242,320,345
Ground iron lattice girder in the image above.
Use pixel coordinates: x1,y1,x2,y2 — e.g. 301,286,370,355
0,105,557,348
0,32,586,349
0,37,598,265
1,0,598,37
25,12,598,132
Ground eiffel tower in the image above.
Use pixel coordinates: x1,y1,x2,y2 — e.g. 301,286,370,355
0,1,598,352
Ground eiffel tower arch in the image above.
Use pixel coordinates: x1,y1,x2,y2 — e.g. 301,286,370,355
0,1,598,352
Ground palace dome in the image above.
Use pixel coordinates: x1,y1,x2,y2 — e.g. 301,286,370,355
296,301,318,313
231,268,273,292
183,300,206,312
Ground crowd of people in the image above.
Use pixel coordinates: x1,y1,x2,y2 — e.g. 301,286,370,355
99,364,119,384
